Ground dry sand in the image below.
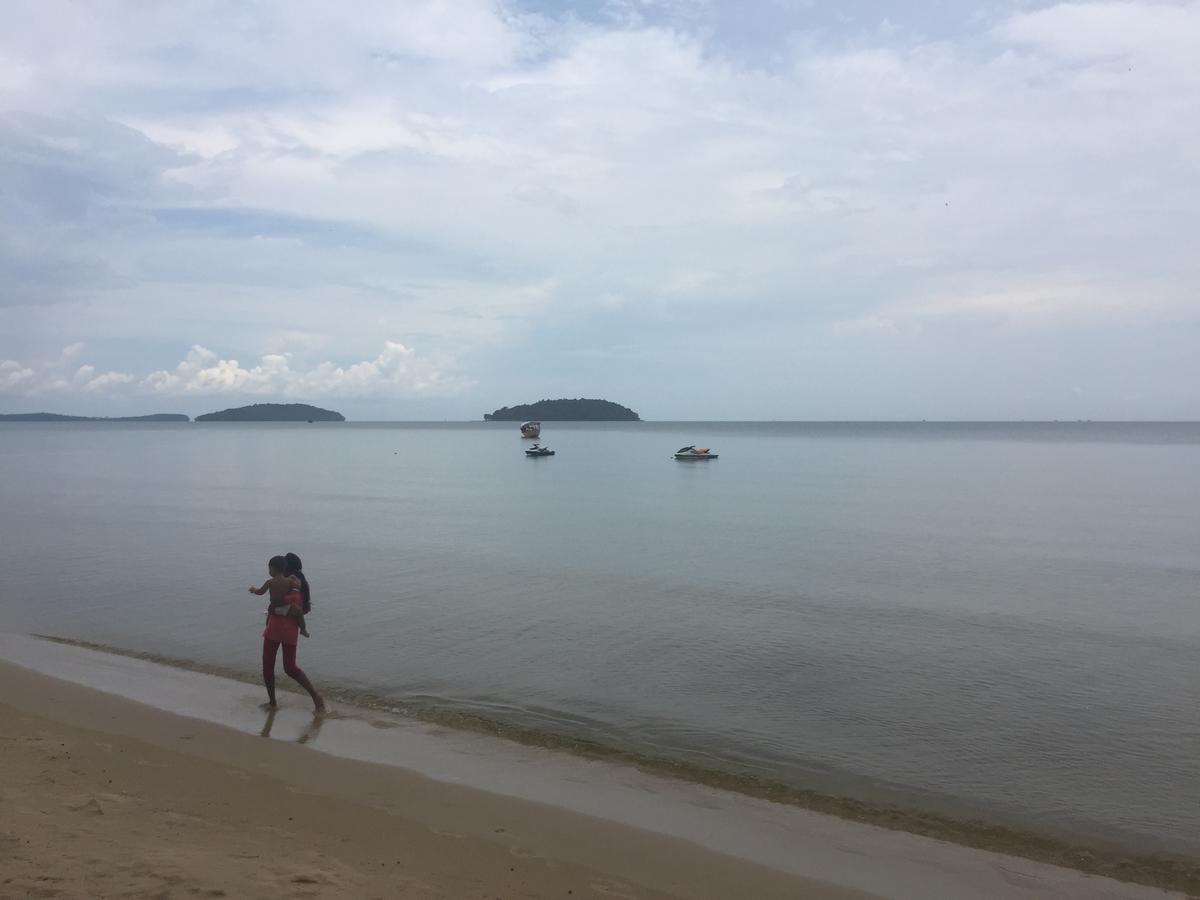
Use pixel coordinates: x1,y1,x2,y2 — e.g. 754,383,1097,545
0,659,866,900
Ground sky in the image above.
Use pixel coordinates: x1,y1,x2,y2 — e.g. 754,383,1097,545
1,0,1197,420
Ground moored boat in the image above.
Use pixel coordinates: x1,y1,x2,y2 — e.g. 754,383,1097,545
525,443,555,457
674,445,718,460
520,421,541,438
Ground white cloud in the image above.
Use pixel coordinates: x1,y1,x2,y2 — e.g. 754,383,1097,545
141,341,473,397
0,360,36,389
83,371,135,391
998,2,1200,69
0,341,473,400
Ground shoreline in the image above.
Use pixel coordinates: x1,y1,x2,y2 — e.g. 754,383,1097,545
0,659,834,900
28,633,1200,895
1,633,1194,898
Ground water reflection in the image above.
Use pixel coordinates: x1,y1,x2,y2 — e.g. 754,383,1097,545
297,713,325,745
258,706,325,745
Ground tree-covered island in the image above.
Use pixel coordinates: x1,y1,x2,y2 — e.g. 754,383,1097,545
484,399,640,421
195,403,345,422
0,413,190,422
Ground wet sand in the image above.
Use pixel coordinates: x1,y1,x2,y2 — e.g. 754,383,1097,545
0,635,1190,899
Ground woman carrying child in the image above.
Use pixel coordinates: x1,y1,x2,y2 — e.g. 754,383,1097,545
250,553,324,711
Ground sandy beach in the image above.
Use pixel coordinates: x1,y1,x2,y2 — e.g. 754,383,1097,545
0,637,1190,900
0,658,856,900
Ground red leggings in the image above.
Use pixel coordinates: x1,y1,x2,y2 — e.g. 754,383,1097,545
262,638,305,684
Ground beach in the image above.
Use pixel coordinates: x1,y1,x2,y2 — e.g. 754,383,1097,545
0,656,845,900
0,636,1190,900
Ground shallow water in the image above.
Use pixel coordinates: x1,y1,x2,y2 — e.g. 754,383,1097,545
1,420,1197,853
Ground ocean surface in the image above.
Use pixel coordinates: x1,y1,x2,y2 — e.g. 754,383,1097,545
1,421,1197,855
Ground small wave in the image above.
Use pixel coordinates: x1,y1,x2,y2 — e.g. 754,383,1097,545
31,632,1200,896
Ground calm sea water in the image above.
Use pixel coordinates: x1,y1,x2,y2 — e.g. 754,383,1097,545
1,421,1197,853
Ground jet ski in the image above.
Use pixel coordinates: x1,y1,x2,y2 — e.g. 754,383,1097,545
674,445,718,460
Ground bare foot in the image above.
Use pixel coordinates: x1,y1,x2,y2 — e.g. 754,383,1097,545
313,696,326,714
260,701,277,710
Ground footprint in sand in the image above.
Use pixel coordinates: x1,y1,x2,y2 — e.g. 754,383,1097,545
995,864,1045,888
290,866,346,889
589,880,639,899
161,810,206,826
508,846,557,868
67,797,104,816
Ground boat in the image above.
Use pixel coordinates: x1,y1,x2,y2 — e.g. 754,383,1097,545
520,421,541,439
674,445,718,460
525,443,555,457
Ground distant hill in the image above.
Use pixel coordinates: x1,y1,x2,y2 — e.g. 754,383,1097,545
484,399,640,422
0,412,190,422
195,403,345,422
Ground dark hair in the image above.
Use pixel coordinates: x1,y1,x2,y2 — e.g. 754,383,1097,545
283,552,311,614
268,555,288,573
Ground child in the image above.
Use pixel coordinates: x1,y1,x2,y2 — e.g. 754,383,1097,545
249,555,310,637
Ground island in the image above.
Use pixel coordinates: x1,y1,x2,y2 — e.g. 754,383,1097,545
195,403,345,422
484,399,640,421
0,413,190,422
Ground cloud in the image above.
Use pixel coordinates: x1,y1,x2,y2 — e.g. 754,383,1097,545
6,3,1198,318
0,360,36,389
998,2,1200,68
0,340,472,401
911,281,1141,322
0,112,193,307
83,370,136,392
829,272,1191,338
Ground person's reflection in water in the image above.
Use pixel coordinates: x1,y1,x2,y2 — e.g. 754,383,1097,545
297,713,325,745
260,707,277,738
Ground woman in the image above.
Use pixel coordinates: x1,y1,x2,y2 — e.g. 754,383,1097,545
261,551,324,711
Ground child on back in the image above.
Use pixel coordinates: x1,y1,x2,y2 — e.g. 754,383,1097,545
249,555,310,637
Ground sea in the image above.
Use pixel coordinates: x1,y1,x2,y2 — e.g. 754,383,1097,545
1,420,1197,857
